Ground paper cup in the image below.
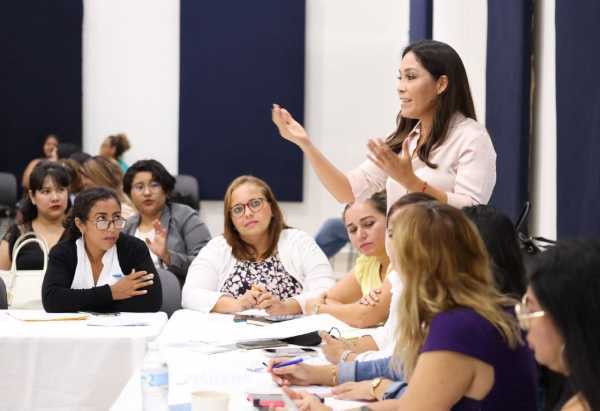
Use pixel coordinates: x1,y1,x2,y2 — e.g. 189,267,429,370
191,390,229,411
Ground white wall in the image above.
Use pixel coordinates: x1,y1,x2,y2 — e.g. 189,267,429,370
200,0,410,236
531,0,557,238
433,0,488,123
82,0,180,175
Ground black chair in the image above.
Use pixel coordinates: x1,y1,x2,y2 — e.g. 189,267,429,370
157,269,182,317
0,172,18,236
172,174,199,210
0,277,8,309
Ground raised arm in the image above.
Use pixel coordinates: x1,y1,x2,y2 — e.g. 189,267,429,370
272,104,354,203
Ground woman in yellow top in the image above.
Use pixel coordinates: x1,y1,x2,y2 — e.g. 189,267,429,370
305,191,390,328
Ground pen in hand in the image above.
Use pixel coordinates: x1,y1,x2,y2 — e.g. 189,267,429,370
263,357,304,369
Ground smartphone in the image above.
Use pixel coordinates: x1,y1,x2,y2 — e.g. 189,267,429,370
263,347,318,357
236,339,287,350
247,393,286,409
263,314,303,322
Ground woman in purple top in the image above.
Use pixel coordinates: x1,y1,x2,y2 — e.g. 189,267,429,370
270,202,537,411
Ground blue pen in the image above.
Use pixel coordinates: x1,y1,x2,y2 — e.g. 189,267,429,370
269,358,304,369
112,273,124,278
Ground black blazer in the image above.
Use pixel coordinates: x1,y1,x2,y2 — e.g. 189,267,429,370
42,233,162,313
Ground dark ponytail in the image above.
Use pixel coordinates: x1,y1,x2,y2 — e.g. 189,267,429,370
64,187,121,240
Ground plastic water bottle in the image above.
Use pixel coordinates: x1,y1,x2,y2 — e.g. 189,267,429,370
140,341,169,411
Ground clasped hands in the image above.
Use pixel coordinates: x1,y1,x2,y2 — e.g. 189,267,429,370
237,284,287,315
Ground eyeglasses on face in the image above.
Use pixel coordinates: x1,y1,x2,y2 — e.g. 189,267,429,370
132,181,163,193
90,217,127,231
515,294,546,331
230,197,266,218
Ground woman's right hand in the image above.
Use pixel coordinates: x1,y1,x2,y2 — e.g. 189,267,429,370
236,287,262,311
282,387,333,411
359,287,382,306
268,358,320,387
110,269,154,300
272,104,311,148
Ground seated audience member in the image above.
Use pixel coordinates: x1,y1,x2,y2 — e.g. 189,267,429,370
42,187,161,313
463,205,527,298
517,240,600,411
100,133,131,172
315,217,349,258
22,133,59,190
182,175,335,315
270,202,538,411
321,192,435,364
305,191,391,328
122,159,211,284
80,156,136,219
58,158,85,198
0,162,70,270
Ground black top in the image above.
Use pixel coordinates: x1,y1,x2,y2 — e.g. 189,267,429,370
42,233,162,313
2,223,45,270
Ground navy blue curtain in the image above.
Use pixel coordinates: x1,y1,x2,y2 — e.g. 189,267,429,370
0,2,83,188
556,0,600,237
409,0,433,42
179,1,305,201
486,0,533,222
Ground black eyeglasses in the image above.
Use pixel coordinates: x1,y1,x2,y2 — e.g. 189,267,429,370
90,217,127,231
230,198,266,218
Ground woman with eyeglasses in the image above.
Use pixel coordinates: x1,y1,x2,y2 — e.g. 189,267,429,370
517,240,600,411
182,175,335,315
122,159,211,285
269,203,537,411
42,187,162,313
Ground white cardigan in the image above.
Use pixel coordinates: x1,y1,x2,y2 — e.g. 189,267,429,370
182,228,335,313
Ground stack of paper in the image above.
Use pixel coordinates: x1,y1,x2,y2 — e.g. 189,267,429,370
7,310,89,322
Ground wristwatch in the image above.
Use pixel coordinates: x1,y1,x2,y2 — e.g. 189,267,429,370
370,377,383,399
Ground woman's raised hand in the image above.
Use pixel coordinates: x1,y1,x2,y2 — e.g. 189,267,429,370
272,104,311,148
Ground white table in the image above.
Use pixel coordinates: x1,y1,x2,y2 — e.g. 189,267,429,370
111,310,367,410
0,310,167,411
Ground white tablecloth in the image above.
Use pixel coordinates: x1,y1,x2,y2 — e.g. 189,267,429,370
111,310,366,411
0,310,167,411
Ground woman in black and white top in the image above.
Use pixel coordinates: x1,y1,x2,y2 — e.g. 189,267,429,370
42,187,162,313
182,175,334,315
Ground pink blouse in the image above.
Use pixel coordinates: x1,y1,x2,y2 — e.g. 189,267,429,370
346,113,496,210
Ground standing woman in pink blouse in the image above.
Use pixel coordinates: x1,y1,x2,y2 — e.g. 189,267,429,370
272,40,496,209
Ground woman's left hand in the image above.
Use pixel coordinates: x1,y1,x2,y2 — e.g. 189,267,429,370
331,380,376,401
257,293,296,315
145,219,170,264
367,138,417,188
282,387,333,411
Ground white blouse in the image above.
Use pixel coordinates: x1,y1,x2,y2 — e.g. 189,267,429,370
347,112,497,210
70,238,122,289
182,229,336,313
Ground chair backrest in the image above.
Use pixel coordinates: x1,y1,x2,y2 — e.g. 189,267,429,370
0,172,17,216
0,277,7,309
172,174,199,210
157,268,182,317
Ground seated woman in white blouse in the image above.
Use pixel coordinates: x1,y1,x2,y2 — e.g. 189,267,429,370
272,39,496,211
182,176,335,315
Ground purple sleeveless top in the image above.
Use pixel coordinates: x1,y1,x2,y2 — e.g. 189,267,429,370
421,308,538,411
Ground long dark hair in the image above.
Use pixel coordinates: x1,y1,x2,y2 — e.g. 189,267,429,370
463,205,527,298
21,161,71,224
386,40,476,169
529,240,600,411
223,176,289,261
63,187,121,240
